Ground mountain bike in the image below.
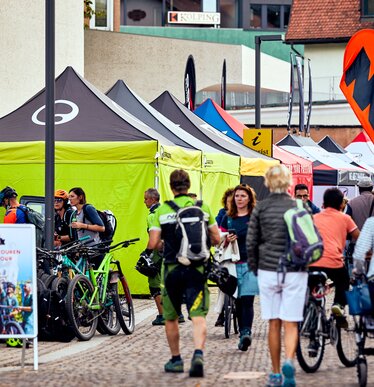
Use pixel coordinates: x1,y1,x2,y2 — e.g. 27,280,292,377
296,270,357,372
65,239,138,340
0,308,25,347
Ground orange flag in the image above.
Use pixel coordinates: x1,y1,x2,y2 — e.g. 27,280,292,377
340,29,374,143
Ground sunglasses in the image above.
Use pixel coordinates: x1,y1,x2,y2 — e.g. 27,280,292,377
296,194,309,199
54,198,64,202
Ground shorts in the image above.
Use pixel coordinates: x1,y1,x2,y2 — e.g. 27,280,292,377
162,263,209,321
258,269,308,322
236,262,259,297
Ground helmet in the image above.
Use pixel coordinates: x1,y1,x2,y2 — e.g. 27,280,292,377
54,189,68,200
135,253,159,278
0,186,18,200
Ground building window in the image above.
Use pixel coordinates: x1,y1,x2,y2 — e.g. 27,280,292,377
90,0,113,30
362,0,374,16
248,3,291,30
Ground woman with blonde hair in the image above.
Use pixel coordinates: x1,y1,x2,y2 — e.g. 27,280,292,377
247,165,308,387
220,183,259,351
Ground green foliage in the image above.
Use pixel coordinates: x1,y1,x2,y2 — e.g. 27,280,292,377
84,0,95,29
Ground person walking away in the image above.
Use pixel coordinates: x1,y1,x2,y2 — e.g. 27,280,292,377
0,186,27,224
54,189,77,247
220,184,258,351
146,169,220,377
353,216,374,304
294,183,320,214
247,165,309,387
68,187,105,267
310,188,360,318
142,188,165,326
346,177,374,230
21,282,33,335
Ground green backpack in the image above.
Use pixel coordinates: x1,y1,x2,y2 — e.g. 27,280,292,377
281,199,324,271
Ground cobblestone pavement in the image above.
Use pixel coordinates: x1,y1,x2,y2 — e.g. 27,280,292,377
0,289,373,386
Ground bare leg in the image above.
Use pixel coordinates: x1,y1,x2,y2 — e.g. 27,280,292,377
268,319,282,374
165,319,180,356
190,316,207,350
154,294,163,315
283,321,299,360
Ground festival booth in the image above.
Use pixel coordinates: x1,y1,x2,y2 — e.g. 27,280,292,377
345,131,374,169
273,145,313,197
277,134,372,207
149,90,278,211
194,98,245,143
0,67,201,294
318,135,374,174
192,97,278,199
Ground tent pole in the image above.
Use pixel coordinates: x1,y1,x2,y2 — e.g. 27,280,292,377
45,0,55,249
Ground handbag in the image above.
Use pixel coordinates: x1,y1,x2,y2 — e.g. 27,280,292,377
346,280,372,316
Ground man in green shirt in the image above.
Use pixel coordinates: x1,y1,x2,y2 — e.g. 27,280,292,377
147,169,220,378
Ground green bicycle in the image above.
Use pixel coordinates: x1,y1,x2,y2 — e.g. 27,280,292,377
65,239,139,341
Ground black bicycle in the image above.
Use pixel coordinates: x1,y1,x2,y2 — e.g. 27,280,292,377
296,270,357,372
223,294,238,338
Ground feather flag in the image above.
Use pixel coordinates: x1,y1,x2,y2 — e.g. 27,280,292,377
340,29,374,143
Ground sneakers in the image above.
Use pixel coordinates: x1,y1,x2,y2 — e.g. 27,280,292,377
282,359,296,387
164,359,184,373
178,314,185,323
266,373,282,387
331,303,344,317
189,354,204,377
238,329,252,351
152,315,165,326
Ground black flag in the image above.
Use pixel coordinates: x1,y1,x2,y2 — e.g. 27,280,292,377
305,59,312,135
295,55,304,134
221,59,227,109
287,53,295,134
184,55,196,111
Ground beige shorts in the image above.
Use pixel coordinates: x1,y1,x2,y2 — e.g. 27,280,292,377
258,270,308,322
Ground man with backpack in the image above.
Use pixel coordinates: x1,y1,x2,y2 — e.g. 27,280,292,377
0,186,27,224
146,169,220,378
310,188,360,317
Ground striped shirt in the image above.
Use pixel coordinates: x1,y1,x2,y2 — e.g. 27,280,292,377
353,217,374,277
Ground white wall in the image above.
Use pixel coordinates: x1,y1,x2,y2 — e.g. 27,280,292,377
0,0,84,117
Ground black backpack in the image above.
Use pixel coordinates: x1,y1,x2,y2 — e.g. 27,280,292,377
18,205,45,247
165,200,210,266
38,289,75,342
82,204,117,242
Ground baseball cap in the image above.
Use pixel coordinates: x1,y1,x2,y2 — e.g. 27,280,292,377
357,177,373,188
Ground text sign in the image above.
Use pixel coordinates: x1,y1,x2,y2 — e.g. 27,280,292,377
168,11,220,25
243,129,273,157
0,224,37,339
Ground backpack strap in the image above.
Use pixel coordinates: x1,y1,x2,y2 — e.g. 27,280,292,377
82,204,93,224
196,200,203,208
165,200,181,212
295,199,304,210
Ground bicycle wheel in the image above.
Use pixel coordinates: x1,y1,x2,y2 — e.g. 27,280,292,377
357,357,367,387
224,294,233,339
51,276,69,299
97,282,121,335
66,274,98,341
296,302,325,373
114,275,135,334
336,314,357,367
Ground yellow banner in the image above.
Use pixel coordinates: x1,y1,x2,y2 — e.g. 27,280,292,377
243,129,273,157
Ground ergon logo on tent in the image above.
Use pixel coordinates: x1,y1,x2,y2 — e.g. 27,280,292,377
31,99,79,125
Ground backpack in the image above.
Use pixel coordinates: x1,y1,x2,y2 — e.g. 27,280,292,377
38,289,75,342
18,205,45,247
165,200,210,266
281,199,324,272
82,204,117,242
